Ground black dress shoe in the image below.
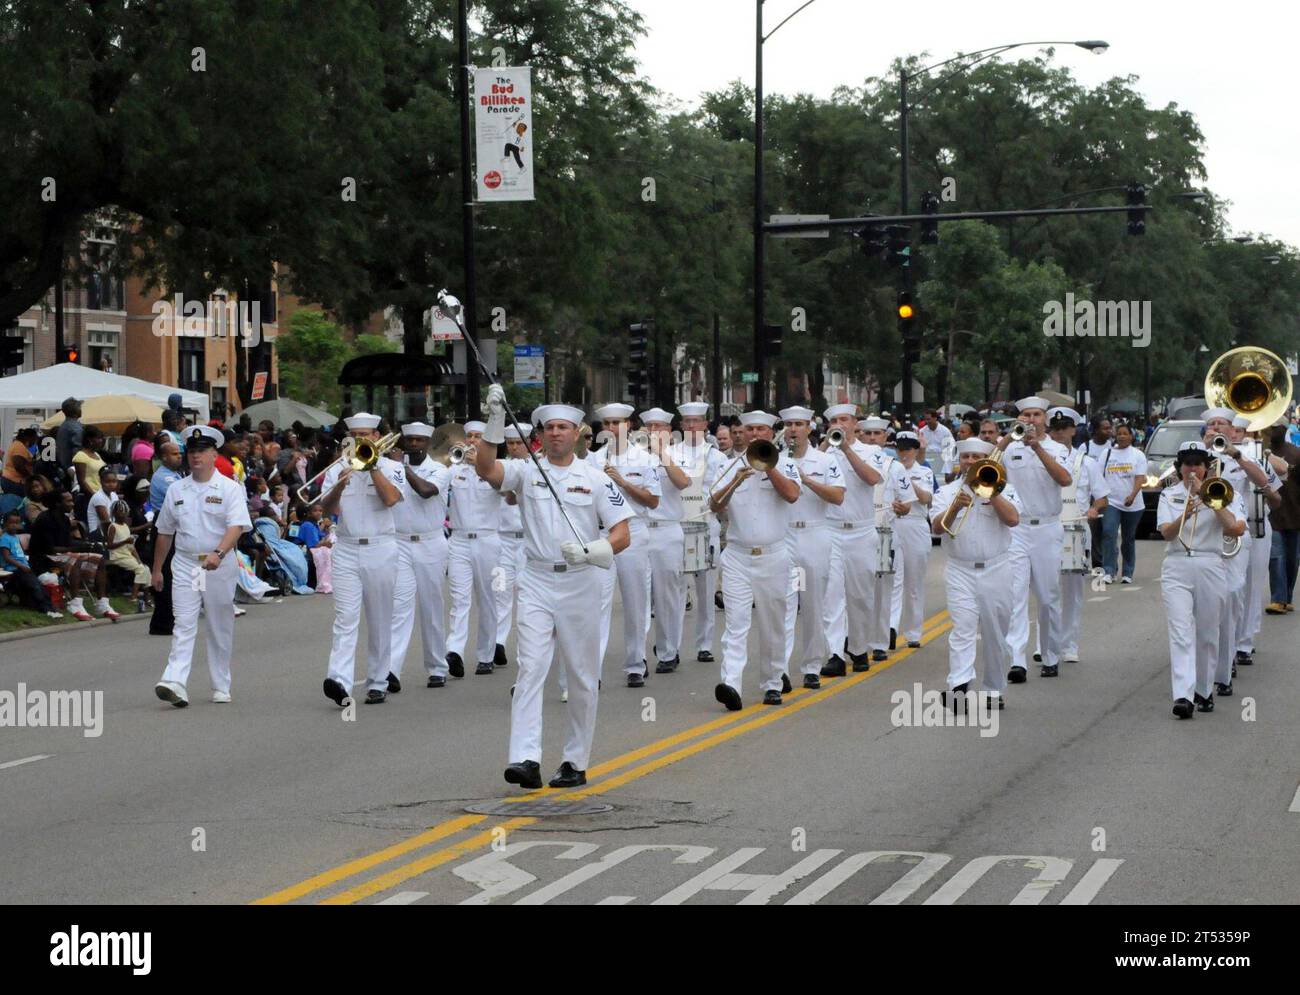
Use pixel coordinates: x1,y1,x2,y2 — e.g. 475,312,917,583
1172,698,1194,719
821,655,846,677
447,652,465,679
850,652,870,673
1214,681,1233,697
714,683,742,712
803,674,821,690
871,649,888,662
715,590,725,610
985,692,1005,711
494,643,508,668
763,690,782,706
1033,652,1042,663
322,678,350,707
387,672,402,693
907,641,921,649
1040,663,1059,678
475,661,494,675
1007,666,1028,684
504,761,543,789
549,762,587,788
627,672,645,688
781,672,792,694
1194,692,1214,713
426,675,446,688
1236,650,1254,666
365,689,387,704
889,627,897,650
655,655,680,674
696,650,714,663
941,681,970,711
1232,661,1238,678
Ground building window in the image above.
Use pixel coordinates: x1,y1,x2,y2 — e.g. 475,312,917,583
87,329,119,373
211,386,227,419
19,325,34,372
178,336,205,391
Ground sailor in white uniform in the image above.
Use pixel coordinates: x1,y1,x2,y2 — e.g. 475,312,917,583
1000,396,1072,682
590,402,661,687
152,424,252,707
779,406,843,689
642,407,692,674
1232,415,1285,666
886,431,934,649
493,423,531,670
1157,440,1246,718
319,413,406,707
389,421,452,689
474,390,633,789
820,404,884,676
931,438,1022,708
447,420,502,677
709,410,801,709
860,415,895,661
674,401,730,663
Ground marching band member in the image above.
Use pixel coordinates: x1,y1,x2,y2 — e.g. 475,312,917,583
779,406,844,689
493,424,531,670
887,431,934,650
861,415,895,662
389,422,452,689
447,420,502,677
319,413,405,707
152,425,252,707
474,388,633,789
1236,418,1286,654
675,401,730,663
641,408,692,674
709,410,801,709
591,402,661,687
1157,441,1246,718
931,438,1021,707
1000,397,1072,682
1047,408,1107,665
820,404,884,676
581,420,619,683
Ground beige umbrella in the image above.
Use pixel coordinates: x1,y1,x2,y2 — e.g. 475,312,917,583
41,395,164,435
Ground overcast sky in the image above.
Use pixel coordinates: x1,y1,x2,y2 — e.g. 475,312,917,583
623,0,1297,248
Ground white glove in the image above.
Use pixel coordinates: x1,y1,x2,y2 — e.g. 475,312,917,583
560,538,614,570
482,384,507,444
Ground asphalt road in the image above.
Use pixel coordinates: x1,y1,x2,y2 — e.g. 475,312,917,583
2,540,1297,905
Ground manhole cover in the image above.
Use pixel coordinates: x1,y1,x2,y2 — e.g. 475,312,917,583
465,799,615,817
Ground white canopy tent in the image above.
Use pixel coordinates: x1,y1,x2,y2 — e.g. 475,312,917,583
0,364,209,445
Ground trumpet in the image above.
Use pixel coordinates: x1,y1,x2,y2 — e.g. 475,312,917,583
826,427,846,447
1006,421,1028,443
448,442,471,464
940,449,1010,538
295,437,357,505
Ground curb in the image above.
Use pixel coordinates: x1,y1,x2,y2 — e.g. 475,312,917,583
0,610,152,645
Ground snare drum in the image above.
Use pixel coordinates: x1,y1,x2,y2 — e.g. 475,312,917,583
683,521,713,573
1060,522,1088,573
874,525,895,576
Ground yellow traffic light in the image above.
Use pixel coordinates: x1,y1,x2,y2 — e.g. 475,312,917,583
898,303,914,320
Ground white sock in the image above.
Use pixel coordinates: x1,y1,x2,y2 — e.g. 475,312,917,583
68,598,85,613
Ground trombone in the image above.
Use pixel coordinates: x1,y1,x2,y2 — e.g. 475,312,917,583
939,446,1012,538
1175,458,1238,555
706,437,781,501
294,432,401,505
295,437,356,505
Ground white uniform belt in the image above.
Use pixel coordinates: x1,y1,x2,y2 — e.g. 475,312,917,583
1021,513,1060,526
451,529,495,539
832,520,870,530
788,521,826,530
398,531,444,542
176,547,220,558
500,530,525,539
947,550,1011,570
1170,548,1222,557
727,542,781,556
646,519,679,529
524,558,586,573
335,534,395,546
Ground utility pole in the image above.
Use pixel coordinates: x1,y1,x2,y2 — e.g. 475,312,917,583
456,0,480,421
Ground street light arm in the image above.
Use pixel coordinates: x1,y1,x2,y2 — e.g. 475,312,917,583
763,0,818,42
905,40,1104,111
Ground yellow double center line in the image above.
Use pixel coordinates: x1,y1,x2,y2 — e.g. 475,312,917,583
255,608,952,905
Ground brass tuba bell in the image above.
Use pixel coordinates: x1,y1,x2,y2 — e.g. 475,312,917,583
1204,346,1293,431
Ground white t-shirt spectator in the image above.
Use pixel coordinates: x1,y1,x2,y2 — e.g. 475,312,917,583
86,489,115,538
1100,444,1147,511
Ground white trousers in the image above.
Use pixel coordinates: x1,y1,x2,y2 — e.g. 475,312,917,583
867,525,893,651
391,535,449,678
613,525,653,674
823,526,877,658
161,551,238,694
1216,534,1251,683
889,516,930,643
944,555,1013,694
647,521,685,662
689,521,721,653
509,563,604,770
495,534,525,647
720,543,792,695
783,528,830,675
1237,521,1271,653
326,537,397,693
1007,521,1063,669
1163,552,1228,701
447,532,500,664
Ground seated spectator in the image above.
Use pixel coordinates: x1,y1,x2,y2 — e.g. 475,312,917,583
0,510,62,618
127,422,155,478
122,476,155,564
27,489,117,622
246,476,270,521
3,426,38,498
105,499,152,611
86,467,120,539
21,475,55,529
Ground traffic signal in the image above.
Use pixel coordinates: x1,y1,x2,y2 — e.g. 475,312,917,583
627,322,650,399
763,323,784,359
897,291,915,322
0,330,23,371
920,191,940,245
899,291,921,364
858,225,888,263
60,345,80,364
1126,183,1146,236
886,225,911,269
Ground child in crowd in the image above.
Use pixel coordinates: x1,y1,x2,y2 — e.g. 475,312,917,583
105,500,152,612
1,510,62,618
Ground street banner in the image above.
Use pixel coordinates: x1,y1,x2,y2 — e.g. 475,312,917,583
514,344,544,386
474,67,534,202
251,372,268,402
